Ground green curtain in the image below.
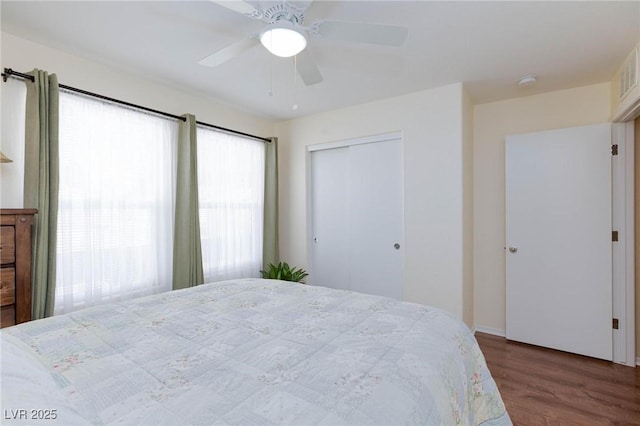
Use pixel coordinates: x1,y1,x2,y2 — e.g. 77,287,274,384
262,137,279,268
24,69,59,319
173,114,204,289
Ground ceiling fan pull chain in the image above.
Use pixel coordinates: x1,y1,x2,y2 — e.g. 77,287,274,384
293,55,299,110
269,49,273,97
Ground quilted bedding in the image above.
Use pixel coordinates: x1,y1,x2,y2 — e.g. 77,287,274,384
1,278,511,425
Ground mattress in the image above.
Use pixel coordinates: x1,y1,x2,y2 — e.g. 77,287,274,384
1,278,511,425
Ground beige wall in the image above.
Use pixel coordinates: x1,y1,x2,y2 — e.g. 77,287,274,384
635,117,640,361
275,83,473,322
1,78,26,206
0,32,275,207
462,89,474,326
473,82,612,334
4,32,632,343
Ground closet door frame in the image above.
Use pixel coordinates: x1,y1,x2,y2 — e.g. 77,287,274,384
306,131,404,292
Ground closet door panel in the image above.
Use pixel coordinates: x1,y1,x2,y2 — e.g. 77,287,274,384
309,147,350,290
348,140,403,299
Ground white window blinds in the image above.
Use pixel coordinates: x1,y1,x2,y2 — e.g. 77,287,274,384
196,128,265,282
55,92,177,314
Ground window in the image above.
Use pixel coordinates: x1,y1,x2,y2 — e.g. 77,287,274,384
55,92,177,314
196,127,265,282
54,92,265,314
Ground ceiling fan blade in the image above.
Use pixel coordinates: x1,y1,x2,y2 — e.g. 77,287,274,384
208,0,263,19
315,21,408,46
198,37,259,68
296,50,323,86
287,0,314,13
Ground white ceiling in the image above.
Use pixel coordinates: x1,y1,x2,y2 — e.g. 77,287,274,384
1,1,639,121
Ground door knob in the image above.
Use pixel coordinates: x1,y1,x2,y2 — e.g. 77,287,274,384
508,247,518,253
394,243,400,250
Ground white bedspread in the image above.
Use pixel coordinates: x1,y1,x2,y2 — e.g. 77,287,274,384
1,278,511,425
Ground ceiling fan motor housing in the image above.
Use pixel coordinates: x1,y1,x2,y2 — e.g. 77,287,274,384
201,0,409,86
263,3,305,25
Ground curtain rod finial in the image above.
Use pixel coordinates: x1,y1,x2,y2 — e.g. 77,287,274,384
2,68,14,82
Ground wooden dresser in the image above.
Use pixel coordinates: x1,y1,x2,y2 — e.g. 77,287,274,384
1,209,36,328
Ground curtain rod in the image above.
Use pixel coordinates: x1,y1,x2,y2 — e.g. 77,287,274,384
1,68,271,143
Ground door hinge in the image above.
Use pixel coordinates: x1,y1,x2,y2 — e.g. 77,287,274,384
612,144,618,155
612,231,619,241
613,318,619,329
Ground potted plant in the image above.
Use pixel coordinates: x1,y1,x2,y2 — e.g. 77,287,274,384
260,262,309,283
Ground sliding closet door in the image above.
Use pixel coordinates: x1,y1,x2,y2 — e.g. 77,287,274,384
310,135,404,300
309,147,350,290
348,140,403,299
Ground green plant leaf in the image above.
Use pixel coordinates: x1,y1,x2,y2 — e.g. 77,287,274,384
259,262,308,283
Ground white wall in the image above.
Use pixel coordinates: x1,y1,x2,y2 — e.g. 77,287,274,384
0,32,275,207
275,83,473,321
473,82,611,334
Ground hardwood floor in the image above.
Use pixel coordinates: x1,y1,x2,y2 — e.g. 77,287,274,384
475,332,640,425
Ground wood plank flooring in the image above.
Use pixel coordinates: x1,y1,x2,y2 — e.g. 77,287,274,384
475,332,640,425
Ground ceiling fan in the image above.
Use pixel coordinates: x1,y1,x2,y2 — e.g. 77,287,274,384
199,0,409,86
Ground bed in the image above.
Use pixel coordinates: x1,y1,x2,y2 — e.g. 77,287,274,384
1,278,511,425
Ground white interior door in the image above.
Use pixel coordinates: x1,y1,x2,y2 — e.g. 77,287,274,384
310,135,404,299
505,123,612,360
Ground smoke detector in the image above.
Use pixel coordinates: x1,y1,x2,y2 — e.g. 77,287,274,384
517,75,537,87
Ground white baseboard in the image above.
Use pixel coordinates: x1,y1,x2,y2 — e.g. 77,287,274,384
475,327,639,367
474,325,506,338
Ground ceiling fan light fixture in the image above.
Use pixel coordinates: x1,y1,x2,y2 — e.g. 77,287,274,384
260,22,307,58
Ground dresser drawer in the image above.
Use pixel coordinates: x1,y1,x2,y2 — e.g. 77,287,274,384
0,210,35,328
0,267,16,306
0,226,15,264
0,305,16,327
